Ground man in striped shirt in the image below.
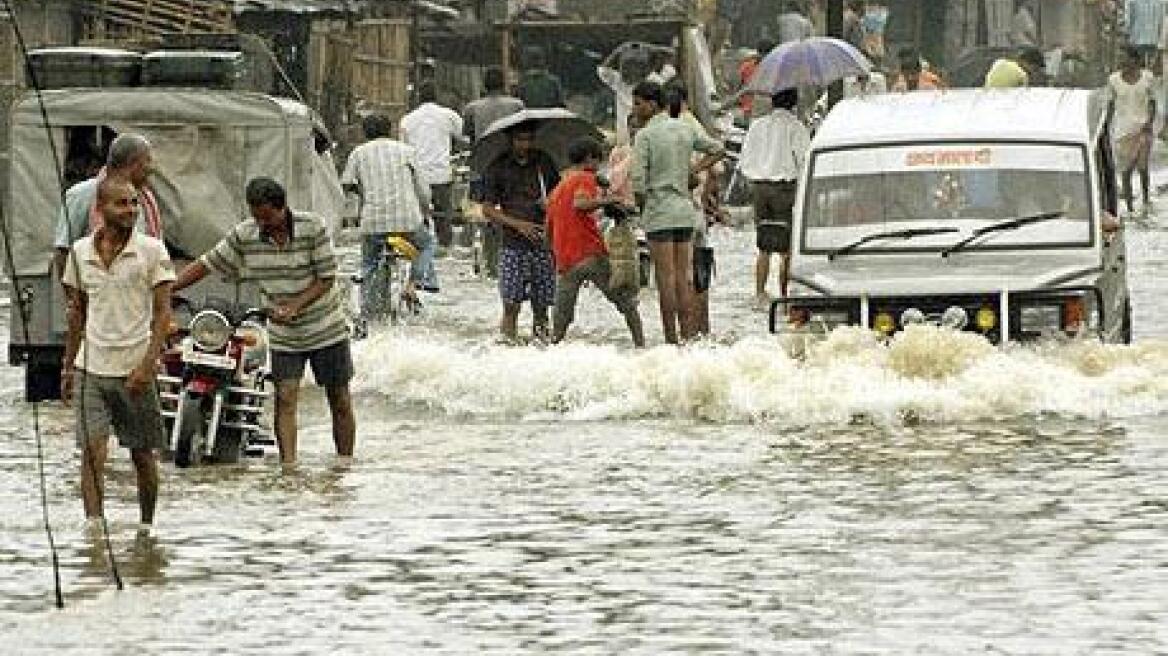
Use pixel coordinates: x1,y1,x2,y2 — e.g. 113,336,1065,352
342,113,437,318
173,178,355,464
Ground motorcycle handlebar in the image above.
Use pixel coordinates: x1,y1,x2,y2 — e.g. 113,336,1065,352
241,308,269,324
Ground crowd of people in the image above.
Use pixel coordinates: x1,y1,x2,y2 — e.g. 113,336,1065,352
51,1,1168,531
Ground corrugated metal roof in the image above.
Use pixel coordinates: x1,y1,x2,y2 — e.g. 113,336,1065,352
232,0,466,14
232,0,368,13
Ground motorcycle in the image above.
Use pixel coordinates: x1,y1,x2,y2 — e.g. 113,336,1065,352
158,299,273,467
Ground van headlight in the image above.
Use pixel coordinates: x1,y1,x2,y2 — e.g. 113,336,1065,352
940,306,969,330
900,308,926,326
189,310,232,352
1020,305,1062,333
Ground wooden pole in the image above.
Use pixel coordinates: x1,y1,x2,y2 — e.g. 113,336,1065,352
500,23,512,93
826,0,843,106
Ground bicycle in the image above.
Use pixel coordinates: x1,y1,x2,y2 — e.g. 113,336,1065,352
351,234,420,337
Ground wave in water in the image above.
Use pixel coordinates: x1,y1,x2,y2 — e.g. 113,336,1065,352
351,326,1168,424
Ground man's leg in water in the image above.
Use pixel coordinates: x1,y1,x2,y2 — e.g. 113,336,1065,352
552,264,585,343
649,241,680,344
531,249,556,340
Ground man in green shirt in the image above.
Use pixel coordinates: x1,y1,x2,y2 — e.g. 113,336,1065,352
517,47,565,109
630,81,723,344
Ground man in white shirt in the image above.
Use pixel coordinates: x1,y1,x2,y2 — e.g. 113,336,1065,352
843,70,888,97
738,89,811,309
342,113,437,321
1107,46,1158,215
1009,0,1038,47
400,82,465,248
61,176,174,530
598,42,662,144
777,1,815,45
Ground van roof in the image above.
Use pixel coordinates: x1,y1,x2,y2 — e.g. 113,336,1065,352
813,88,1105,150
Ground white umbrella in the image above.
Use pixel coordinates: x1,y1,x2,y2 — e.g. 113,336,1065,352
746,37,872,93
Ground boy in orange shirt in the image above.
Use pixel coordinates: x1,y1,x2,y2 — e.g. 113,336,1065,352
545,138,645,347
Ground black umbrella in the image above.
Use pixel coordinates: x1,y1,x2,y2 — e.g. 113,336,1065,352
469,108,603,174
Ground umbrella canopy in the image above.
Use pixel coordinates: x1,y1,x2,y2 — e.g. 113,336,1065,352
746,37,871,93
469,108,603,173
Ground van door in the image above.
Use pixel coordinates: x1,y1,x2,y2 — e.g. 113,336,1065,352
1095,126,1130,341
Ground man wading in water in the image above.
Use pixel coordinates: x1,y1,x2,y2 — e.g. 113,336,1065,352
545,137,646,347
1107,46,1158,217
482,126,561,342
174,178,356,464
62,176,174,531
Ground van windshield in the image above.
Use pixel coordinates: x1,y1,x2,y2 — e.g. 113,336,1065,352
802,143,1093,253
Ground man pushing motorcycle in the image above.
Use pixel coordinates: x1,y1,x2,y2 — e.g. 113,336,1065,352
172,177,356,465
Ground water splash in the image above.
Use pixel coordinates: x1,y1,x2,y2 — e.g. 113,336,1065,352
352,326,1168,425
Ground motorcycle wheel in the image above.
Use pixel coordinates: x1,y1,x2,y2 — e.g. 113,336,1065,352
212,429,243,464
174,397,206,468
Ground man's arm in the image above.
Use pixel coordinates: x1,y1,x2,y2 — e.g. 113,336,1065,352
53,248,69,281
409,153,432,214
631,132,650,210
126,282,173,394
177,230,243,293
173,260,209,293
61,285,85,403
1147,79,1158,132
53,187,85,279
272,220,338,324
482,203,543,241
450,109,466,146
691,125,727,176
272,277,334,325
340,147,360,190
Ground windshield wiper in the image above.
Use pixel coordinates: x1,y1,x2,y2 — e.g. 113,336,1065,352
940,211,1065,258
827,227,960,260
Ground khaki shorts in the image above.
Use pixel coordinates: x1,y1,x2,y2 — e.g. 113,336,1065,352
74,371,166,450
553,256,638,331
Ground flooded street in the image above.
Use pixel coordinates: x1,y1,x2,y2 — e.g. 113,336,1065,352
3,193,1168,652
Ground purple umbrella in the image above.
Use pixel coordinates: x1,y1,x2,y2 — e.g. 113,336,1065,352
746,37,872,92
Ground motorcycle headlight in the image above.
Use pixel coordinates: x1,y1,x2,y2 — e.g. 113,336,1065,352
189,310,232,352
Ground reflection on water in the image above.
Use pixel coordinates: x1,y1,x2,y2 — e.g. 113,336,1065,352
0,224,1166,653
2,418,1165,653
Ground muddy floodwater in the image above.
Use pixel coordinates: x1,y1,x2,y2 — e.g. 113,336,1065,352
3,199,1168,652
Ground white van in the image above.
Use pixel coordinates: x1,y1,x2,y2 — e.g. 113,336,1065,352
772,88,1130,345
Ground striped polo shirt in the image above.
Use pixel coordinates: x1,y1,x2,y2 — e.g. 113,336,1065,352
201,210,348,353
